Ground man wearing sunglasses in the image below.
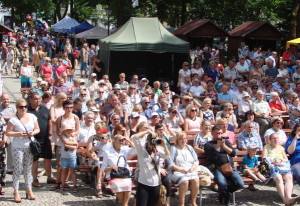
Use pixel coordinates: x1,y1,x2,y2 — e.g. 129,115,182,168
27,92,56,187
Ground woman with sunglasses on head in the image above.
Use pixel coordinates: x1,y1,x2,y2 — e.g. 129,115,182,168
184,105,202,132
133,122,170,206
178,61,191,84
102,134,135,206
51,99,80,191
6,98,40,203
264,117,287,146
87,121,112,198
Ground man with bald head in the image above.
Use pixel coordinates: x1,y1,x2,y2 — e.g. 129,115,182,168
0,93,16,174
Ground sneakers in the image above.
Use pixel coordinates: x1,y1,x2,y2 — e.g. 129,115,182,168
264,177,272,185
32,179,42,187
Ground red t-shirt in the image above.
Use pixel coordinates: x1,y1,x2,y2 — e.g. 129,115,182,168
269,101,283,111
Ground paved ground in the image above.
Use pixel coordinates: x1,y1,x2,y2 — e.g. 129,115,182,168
1,72,300,205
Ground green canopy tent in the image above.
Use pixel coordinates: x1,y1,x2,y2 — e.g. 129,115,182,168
100,17,189,83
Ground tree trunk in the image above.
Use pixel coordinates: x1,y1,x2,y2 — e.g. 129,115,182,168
181,0,187,26
70,0,74,18
297,3,300,37
289,0,300,39
10,8,14,29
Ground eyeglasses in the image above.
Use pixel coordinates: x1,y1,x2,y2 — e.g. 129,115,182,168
275,121,283,125
184,65,189,66
144,102,150,104
18,105,27,109
163,87,169,89
113,119,120,121
80,94,87,96
98,91,104,94
191,109,197,112
64,106,73,109
252,87,258,89
130,88,136,90
171,111,177,114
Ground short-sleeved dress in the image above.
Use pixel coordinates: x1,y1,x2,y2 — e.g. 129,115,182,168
169,145,199,186
20,66,32,88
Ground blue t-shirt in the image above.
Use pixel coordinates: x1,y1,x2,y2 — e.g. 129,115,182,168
285,137,300,165
242,155,258,171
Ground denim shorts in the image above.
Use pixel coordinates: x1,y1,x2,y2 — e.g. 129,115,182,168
80,62,88,71
60,158,77,169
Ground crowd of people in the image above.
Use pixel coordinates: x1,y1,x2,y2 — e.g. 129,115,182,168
1,35,300,206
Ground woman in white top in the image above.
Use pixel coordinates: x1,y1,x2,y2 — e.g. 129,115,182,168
178,61,191,83
191,61,204,77
6,98,40,203
20,58,33,92
132,122,170,206
169,132,199,206
264,117,287,146
180,76,192,96
102,134,136,206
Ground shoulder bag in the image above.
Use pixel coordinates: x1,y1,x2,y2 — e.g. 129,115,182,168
149,153,167,206
16,115,41,156
218,154,234,177
110,155,131,179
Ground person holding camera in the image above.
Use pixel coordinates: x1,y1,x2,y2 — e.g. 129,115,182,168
102,134,135,206
169,132,199,206
204,125,244,206
132,122,170,206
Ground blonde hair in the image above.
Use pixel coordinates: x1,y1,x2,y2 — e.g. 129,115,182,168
136,122,148,133
217,118,228,125
94,121,106,130
203,98,212,104
186,105,198,117
119,73,125,77
133,105,142,112
175,132,187,145
55,92,67,106
16,98,27,107
102,75,109,79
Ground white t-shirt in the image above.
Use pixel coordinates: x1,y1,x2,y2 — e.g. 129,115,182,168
191,68,204,76
9,114,37,148
264,128,287,145
190,85,204,97
178,69,191,81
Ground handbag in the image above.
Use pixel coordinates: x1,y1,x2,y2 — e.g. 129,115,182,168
274,161,291,174
218,155,234,177
16,115,41,156
110,155,130,179
149,153,167,206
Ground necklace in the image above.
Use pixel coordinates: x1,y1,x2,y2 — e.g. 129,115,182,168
180,147,187,161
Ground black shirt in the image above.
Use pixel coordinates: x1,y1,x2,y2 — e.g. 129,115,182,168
68,52,76,69
72,110,82,121
27,104,51,143
93,60,104,81
204,140,235,167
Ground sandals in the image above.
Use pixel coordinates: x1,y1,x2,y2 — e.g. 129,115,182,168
73,186,78,193
96,183,102,198
50,184,60,191
64,183,70,188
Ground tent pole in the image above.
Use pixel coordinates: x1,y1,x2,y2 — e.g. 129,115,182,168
171,53,174,82
107,49,111,75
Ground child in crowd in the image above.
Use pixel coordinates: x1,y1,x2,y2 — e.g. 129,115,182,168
60,124,78,192
242,144,270,184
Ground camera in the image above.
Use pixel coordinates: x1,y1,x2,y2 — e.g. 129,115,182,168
222,136,229,140
64,147,69,151
151,139,162,145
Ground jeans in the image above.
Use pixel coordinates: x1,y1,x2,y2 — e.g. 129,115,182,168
292,162,300,185
214,168,244,196
136,182,160,206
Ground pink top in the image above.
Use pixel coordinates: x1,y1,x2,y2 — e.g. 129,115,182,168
41,64,53,83
186,117,201,131
55,65,67,78
225,130,236,146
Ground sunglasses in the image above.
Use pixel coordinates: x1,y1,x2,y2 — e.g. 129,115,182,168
252,87,258,89
64,106,73,109
191,109,197,112
98,92,104,94
144,102,150,104
184,65,189,66
18,105,27,109
130,88,136,89
113,118,120,121
171,111,177,114
275,121,283,125
81,94,87,96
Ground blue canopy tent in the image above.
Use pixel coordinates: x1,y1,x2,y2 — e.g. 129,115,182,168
52,16,79,33
68,21,94,34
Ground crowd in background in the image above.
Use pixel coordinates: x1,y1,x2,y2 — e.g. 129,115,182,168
1,35,300,206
